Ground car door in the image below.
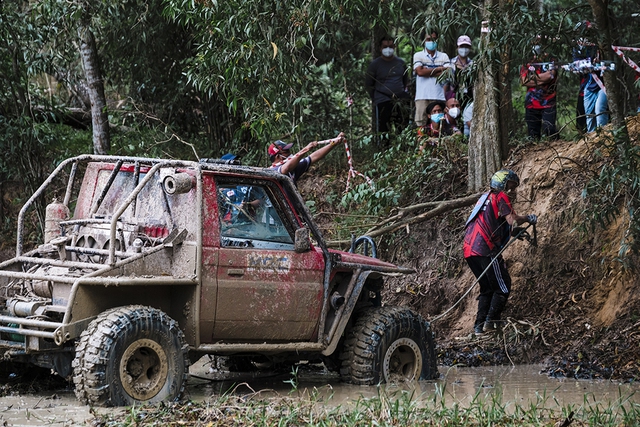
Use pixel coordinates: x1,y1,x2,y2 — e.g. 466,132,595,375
212,177,324,342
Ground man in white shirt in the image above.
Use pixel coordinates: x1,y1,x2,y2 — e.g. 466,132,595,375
413,29,451,127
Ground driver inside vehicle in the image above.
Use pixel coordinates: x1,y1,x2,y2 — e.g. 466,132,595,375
218,184,291,245
219,185,263,225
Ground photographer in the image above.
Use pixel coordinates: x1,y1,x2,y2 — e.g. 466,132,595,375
520,41,558,140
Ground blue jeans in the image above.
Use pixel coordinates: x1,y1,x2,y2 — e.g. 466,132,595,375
584,88,609,132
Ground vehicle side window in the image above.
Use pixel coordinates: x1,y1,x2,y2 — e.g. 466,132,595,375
217,182,294,249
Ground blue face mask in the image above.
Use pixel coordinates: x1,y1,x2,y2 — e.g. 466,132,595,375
431,113,444,124
425,41,437,51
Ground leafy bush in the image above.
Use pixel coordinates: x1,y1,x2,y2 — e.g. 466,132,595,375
580,125,640,260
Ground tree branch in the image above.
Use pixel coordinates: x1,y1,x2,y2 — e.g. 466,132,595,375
326,192,482,247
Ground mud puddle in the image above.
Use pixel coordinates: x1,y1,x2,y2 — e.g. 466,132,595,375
2,361,640,426
188,359,640,409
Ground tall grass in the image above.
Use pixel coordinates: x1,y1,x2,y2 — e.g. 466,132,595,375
94,384,640,426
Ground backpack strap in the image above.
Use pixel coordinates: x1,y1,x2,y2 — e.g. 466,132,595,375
465,192,491,227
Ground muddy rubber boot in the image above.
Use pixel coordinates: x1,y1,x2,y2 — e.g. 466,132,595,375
484,294,508,332
474,295,491,334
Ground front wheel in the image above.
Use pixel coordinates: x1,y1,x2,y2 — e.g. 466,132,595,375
339,306,437,384
73,305,189,406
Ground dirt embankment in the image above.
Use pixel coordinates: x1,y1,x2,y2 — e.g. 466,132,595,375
306,116,640,380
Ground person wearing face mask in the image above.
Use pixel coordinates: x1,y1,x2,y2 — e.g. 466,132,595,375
417,101,445,151
444,35,474,103
413,29,451,127
441,97,463,136
365,35,410,143
464,169,537,334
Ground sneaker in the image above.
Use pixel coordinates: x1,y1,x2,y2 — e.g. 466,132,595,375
473,323,485,334
483,321,502,332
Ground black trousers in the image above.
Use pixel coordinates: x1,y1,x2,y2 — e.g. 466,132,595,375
466,255,511,298
525,106,557,140
374,99,409,135
466,255,512,326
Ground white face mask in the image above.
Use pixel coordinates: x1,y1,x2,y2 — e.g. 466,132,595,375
381,47,394,57
448,107,460,119
457,47,471,58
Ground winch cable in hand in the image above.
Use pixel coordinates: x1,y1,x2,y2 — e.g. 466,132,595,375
429,224,534,324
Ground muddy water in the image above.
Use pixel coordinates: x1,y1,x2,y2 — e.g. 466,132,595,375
2,362,639,426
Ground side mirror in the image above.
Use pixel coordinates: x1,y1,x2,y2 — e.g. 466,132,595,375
294,227,311,253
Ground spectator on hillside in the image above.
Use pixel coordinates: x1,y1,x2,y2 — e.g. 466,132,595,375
464,169,537,334
441,97,463,136
520,42,558,140
365,35,410,143
583,49,609,133
445,35,474,104
571,29,597,133
417,101,445,139
413,29,451,127
463,95,474,138
269,133,345,185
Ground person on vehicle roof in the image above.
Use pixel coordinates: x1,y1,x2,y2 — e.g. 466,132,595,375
463,169,537,334
268,132,345,185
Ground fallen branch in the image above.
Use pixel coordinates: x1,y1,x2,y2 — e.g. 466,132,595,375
326,192,482,247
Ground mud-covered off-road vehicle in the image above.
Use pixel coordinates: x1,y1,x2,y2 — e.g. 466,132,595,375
0,155,437,406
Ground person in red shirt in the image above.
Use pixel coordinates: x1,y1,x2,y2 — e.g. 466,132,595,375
520,43,558,140
463,169,537,334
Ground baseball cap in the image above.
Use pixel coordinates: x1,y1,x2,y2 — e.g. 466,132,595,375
221,153,237,161
457,35,472,47
268,140,294,158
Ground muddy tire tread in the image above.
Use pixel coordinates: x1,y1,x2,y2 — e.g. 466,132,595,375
339,306,437,385
73,305,189,406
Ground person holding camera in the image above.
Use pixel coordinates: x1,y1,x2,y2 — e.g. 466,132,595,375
520,42,558,140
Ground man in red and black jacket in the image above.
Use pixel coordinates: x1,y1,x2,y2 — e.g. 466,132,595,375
520,43,558,140
463,169,537,334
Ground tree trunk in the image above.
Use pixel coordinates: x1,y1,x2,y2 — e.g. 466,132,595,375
78,20,110,155
467,1,503,192
497,0,514,159
587,0,625,130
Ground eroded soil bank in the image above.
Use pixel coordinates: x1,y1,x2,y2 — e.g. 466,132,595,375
375,116,640,381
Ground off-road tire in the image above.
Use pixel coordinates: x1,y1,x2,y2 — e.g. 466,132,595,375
73,305,189,406
339,306,437,384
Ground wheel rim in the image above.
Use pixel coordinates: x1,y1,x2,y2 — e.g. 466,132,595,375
382,337,422,382
119,338,168,400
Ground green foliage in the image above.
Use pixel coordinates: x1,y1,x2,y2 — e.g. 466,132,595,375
162,0,420,148
341,129,467,214
580,126,640,259
324,130,468,242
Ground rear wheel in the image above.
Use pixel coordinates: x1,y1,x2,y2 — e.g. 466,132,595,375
73,305,189,406
339,306,437,384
